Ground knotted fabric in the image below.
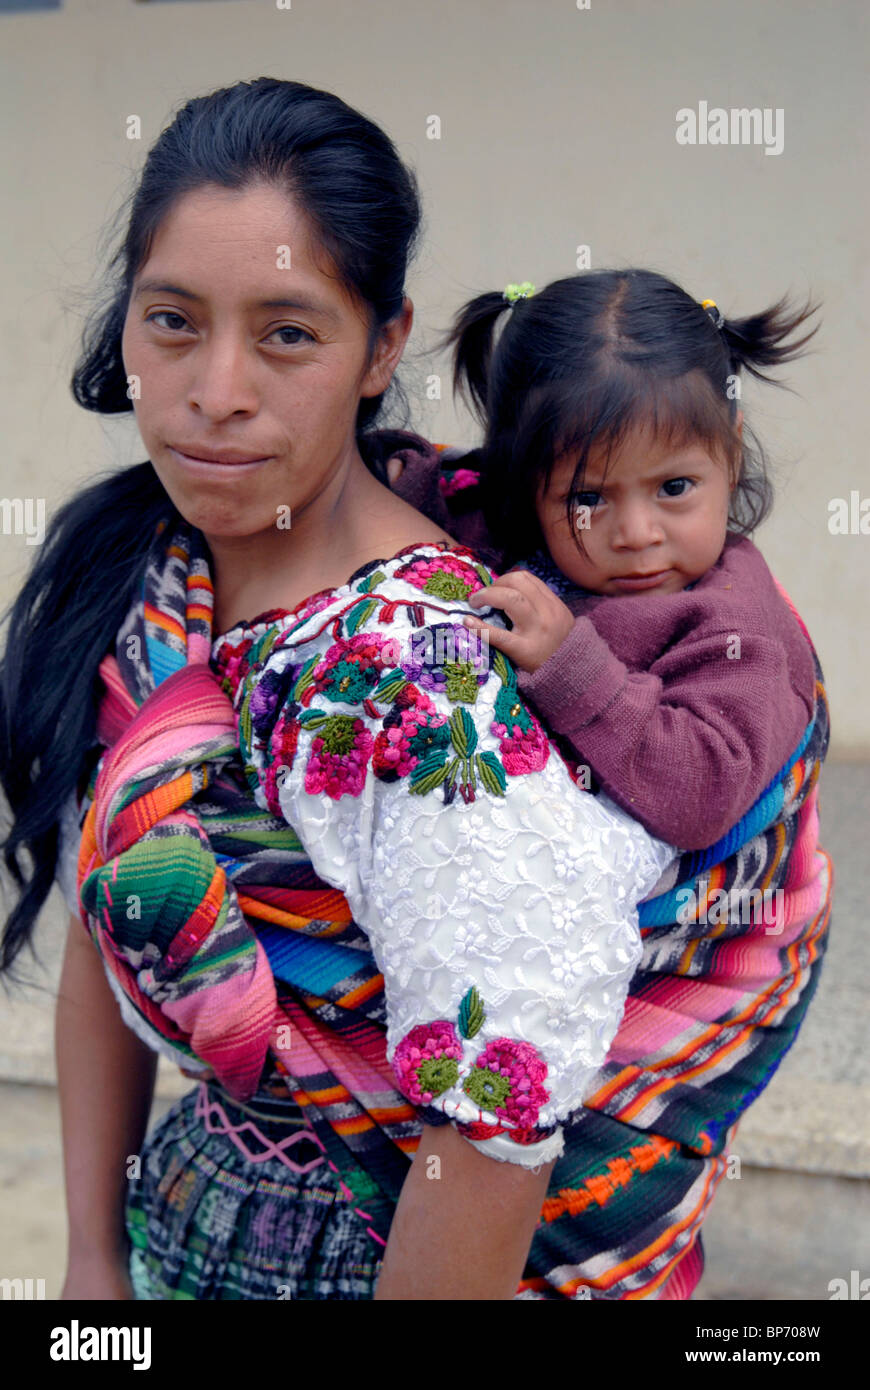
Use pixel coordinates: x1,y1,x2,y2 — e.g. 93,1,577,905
76,519,277,1099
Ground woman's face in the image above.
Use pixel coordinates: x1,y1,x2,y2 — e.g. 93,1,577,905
121,180,408,539
536,418,739,596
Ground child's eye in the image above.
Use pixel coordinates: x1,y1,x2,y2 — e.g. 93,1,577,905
661,477,694,498
570,491,602,508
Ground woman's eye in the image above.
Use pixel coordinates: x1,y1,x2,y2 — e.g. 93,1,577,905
268,325,314,346
661,477,693,498
146,311,190,332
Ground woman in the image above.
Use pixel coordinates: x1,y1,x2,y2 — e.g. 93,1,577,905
0,77,678,1300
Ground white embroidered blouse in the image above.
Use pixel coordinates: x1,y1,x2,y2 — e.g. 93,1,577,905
56,541,679,1168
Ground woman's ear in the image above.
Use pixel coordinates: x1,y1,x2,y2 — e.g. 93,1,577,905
360,297,414,400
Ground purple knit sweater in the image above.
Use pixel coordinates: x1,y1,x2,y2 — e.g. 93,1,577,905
387,432,817,850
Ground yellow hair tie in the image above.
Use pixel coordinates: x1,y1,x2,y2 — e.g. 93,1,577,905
701,298,724,329
503,281,536,305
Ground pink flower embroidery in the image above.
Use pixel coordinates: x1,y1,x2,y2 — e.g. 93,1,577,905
395,553,486,603
462,1037,550,1129
393,1022,463,1105
371,701,451,780
491,712,551,776
261,711,300,817
304,714,374,800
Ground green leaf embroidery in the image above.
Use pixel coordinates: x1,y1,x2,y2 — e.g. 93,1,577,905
449,707,478,758
476,751,507,796
492,650,515,688
458,985,485,1039
292,656,320,700
409,754,450,795
239,695,252,758
345,598,377,635
357,569,386,593
373,669,408,703
473,565,493,588
297,711,328,730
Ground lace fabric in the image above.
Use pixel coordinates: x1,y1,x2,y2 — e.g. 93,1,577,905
233,544,678,1164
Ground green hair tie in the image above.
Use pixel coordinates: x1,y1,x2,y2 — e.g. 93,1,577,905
503,281,536,305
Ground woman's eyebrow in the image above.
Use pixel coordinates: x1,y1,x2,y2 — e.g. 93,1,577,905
132,278,340,320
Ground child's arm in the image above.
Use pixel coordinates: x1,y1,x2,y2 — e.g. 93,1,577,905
466,574,816,852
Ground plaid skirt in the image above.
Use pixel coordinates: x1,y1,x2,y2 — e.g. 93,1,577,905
125,1078,717,1300
125,1080,384,1300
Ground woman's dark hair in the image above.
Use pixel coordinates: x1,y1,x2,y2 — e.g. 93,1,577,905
442,268,820,568
0,77,422,976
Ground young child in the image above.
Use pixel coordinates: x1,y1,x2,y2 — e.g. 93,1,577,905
388,268,821,850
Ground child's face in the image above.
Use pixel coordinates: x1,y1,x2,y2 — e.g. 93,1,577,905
535,418,740,596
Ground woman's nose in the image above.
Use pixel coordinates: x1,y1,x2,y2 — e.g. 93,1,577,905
187,336,259,417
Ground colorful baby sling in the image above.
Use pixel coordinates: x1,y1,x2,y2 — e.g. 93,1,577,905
75,514,833,1299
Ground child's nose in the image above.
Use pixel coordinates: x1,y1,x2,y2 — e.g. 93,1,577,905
611,504,665,549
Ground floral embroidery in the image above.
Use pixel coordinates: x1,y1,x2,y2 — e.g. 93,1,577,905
395,552,490,602
491,652,551,775
402,622,489,704
392,1021,463,1104
372,698,451,781
306,633,398,707
297,711,375,800
462,1039,550,1129
392,986,552,1141
260,709,301,817
236,547,550,805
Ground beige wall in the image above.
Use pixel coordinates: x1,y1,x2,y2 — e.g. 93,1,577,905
1,0,867,751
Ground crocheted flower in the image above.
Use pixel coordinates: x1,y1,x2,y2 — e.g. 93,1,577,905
303,713,374,800
491,685,550,775
402,622,490,703
372,702,452,781
309,633,397,706
462,1038,550,1129
395,553,487,603
393,1022,463,1105
439,467,481,499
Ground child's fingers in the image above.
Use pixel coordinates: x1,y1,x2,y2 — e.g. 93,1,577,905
468,581,536,628
461,616,518,660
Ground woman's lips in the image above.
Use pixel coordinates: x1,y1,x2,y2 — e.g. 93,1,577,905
610,569,671,591
168,446,272,472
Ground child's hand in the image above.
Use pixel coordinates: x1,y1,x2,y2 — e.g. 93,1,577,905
463,568,575,673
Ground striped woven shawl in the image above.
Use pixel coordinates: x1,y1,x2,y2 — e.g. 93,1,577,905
75,514,833,1297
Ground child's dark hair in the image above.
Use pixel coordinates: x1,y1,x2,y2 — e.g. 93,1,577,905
443,268,820,568
0,76,422,977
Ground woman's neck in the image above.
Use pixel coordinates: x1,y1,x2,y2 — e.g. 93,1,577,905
207,457,451,635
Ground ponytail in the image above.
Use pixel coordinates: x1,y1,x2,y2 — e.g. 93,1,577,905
438,292,513,422
720,293,821,386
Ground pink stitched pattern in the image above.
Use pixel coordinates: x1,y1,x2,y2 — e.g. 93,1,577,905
195,1082,327,1175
